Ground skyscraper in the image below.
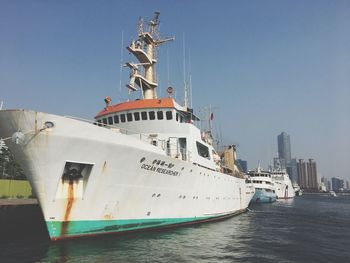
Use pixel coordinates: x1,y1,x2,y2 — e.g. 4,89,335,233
277,132,291,169
277,132,297,183
297,159,307,189
307,159,318,191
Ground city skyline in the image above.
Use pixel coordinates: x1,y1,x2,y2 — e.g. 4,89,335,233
1,1,350,180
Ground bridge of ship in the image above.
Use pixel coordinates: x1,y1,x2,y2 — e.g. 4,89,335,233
94,98,219,171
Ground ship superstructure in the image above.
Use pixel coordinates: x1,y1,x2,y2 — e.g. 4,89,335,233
0,12,253,240
249,167,277,203
270,169,295,199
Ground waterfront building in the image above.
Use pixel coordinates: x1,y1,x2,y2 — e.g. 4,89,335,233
332,177,344,192
297,159,307,189
237,159,248,173
320,177,331,192
321,177,331,191
289,158,298,184
307,159,318,191
320,182,327,192
327,180,332,192
346,181,350,190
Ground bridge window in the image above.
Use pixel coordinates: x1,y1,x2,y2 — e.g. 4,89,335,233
134,112,140,121
166,111,173,120
114,115,119,124
127,113,133,122
157,111,164,120
141,111,148,120
196,142,210,159
108,116,113,125
176,113,179,121
102,118,107,125
149,111,155,120
120,114,126,123
97,119,102,126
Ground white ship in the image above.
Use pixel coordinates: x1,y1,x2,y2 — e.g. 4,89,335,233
270,169,295,199
0,12,253,240
248,167,277,203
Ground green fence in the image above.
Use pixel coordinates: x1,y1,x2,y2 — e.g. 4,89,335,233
0,179,33,198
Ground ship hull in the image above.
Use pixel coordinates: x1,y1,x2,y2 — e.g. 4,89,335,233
273,177,296,199
47,210,246,241
251,189,277,203
0,109,252,240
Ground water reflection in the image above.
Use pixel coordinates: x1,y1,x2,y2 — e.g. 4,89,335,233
2,196,350,262
41,215,253,263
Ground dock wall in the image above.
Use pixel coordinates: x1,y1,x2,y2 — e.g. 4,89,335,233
0,179,33,198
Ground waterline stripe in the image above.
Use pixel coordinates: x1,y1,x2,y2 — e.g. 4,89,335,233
47,216,211,240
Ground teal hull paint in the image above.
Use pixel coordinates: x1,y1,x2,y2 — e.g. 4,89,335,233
47,216,212,240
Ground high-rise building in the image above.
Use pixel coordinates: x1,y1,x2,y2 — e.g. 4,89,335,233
277,132,291,169
307,159,318,191
236,159,248,173
297,159,307,189
346,181,350,190
331,177,344,192
290,158,298,184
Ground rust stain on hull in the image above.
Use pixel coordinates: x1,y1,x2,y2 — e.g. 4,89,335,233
34,112,38,133
60,180,75,237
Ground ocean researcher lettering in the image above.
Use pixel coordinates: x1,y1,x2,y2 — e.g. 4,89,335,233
141,160,179,176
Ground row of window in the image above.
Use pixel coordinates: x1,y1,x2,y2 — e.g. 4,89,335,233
98,110,184,125
251,174,271,178
253,180,271,184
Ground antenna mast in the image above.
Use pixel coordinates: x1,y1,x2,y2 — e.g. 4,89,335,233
119,31,124,93
183,33,188,108
125,12,175,99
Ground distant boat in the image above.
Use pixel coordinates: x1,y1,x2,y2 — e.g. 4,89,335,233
329,191,337,197
248,167,277,203
293,184,303,196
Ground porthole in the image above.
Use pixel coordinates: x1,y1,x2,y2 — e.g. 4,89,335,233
44,121,54,129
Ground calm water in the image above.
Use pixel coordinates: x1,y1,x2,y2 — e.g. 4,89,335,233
1,194,349,263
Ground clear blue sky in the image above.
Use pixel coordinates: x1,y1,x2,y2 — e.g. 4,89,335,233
1,0,349,180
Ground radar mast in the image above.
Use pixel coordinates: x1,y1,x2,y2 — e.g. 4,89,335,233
126,12,175,99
